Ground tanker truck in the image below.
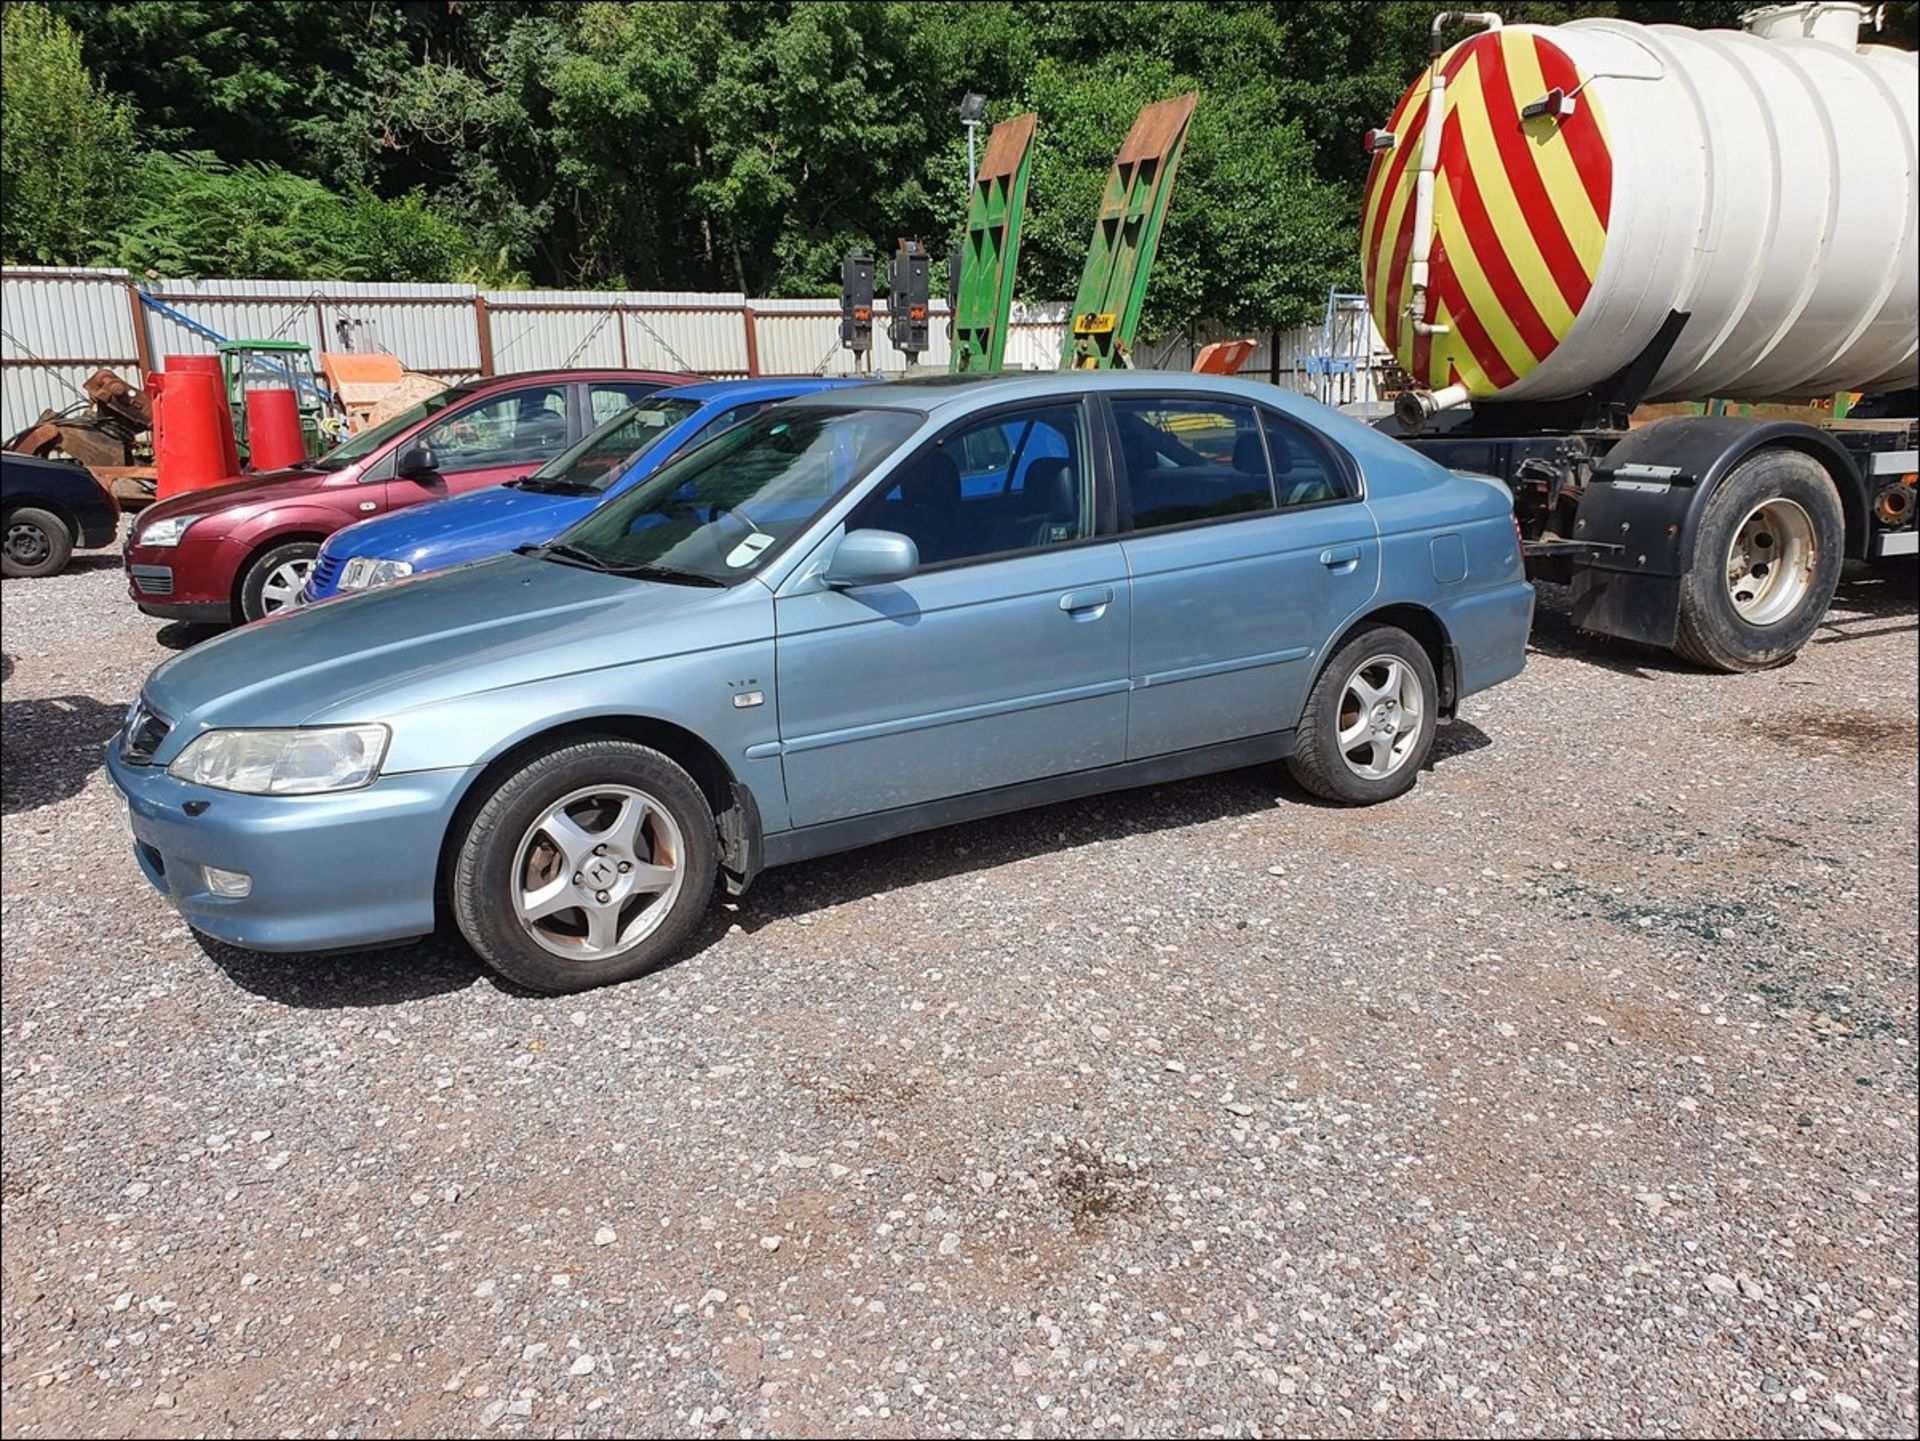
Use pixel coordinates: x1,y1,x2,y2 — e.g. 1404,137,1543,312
1362,1,1916,670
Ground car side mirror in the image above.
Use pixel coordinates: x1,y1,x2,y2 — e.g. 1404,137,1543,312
824,528,919,589
396,444,438,479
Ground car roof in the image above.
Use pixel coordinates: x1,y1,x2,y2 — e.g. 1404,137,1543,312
816,369,1317,415
455,368,689,393
667,375,863,405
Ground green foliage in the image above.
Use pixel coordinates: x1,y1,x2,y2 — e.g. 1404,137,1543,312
0,3,138,264
106,154,479,282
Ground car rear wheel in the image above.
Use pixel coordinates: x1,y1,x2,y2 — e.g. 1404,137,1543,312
1286,626,1438,805
2,507,74,579
238,541,319,622
451,739,718,994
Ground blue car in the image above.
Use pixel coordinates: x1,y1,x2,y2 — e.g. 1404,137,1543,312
302,376,862,601
110,372,1534,995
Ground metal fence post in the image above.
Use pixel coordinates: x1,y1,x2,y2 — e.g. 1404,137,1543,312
126,279,154,384
742,306,761,377
473,295,495,376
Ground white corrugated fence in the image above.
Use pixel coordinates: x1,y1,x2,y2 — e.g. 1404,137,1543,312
2,266,1394,440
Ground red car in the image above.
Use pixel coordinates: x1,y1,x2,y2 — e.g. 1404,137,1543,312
124,368,688,625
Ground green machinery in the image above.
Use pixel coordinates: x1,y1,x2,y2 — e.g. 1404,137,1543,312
949,111,1039,374
1061,92,1198,370
217,339,329,460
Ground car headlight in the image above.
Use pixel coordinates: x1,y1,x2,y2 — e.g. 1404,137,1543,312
168,725,390,795
138,513,202,548
339,556,413,591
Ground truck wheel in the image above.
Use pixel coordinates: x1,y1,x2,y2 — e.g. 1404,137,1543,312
451,739,718,994
1287,625,1437,805
1673,451,1844,672
237,541,319,622
2,507,74,579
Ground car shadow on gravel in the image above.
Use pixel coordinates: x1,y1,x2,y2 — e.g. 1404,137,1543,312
156,621,230,651
0,694,128,815
193,930,495,1007
186,726,1495,1008
58,553,128,575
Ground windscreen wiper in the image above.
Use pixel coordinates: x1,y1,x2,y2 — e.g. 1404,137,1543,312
519,542,613,572
606,564,726,587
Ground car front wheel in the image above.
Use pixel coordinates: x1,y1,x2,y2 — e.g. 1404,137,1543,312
1287,625,1438,805
451,739,718,993
238,541,319,622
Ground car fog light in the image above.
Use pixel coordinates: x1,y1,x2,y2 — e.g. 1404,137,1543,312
202,865,252,898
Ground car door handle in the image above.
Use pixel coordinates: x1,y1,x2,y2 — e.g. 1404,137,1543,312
1320,545,1362,573
1059,586,1113,619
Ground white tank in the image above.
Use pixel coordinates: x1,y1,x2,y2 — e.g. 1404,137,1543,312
1361,3,1919,416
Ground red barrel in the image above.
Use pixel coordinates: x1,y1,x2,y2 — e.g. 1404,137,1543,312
150,366,230,501
243,388,306,470
164,354,240,478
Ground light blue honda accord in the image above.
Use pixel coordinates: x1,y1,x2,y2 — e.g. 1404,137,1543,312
108,372,1534,994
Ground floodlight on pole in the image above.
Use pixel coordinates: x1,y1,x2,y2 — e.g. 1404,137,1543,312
959,92,987,195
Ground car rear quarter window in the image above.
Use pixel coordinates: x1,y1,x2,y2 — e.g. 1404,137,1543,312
1113,398,1274,531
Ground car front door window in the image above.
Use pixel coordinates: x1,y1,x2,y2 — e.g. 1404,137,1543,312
423,386,570,471
845,402,1091,568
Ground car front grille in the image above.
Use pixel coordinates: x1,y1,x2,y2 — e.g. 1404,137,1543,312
120,698,172,765
309,552,343,596
129,564,174,597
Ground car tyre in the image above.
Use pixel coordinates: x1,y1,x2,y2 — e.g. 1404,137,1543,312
238,540,320,622
1287,625,1438,805
451,739,718,994
1671,450,1844,672
2,506,74,579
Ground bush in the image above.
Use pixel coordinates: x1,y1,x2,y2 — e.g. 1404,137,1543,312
0,4,138,265
105,153,477,282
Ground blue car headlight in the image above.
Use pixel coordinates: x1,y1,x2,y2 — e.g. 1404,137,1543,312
168,725,390,794
339,557,413,591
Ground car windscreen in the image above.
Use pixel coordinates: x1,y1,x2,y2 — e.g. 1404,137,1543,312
543,406,919,585
308,388,469,472
511,397,702,495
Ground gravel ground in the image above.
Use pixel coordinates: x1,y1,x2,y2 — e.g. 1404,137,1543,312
2,539,1915,1439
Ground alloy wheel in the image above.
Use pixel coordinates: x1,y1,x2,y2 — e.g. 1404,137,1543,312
1336,653,1425,780
511,784,686,961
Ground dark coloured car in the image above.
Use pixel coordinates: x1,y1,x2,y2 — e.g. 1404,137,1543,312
2,451,120,578
121,368,689,625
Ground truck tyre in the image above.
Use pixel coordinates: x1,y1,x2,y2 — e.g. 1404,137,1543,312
237,541,320,622
1673,450,1844,672
1287,625,1437,805
2,506,74,579
451,738,718,994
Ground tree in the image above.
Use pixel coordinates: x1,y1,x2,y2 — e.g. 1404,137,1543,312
0,3,138,264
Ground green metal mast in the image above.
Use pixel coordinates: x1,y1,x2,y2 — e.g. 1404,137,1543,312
949,111,1039,374
1061,92,1198,370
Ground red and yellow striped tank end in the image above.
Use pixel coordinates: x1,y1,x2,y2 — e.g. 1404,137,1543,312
1362,28,1614,397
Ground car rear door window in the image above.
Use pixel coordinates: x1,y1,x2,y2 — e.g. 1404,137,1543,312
589,381,663,426
1112,398,1274,531
424,385,570,469
1262,409,1353,508
846,402,1091,567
